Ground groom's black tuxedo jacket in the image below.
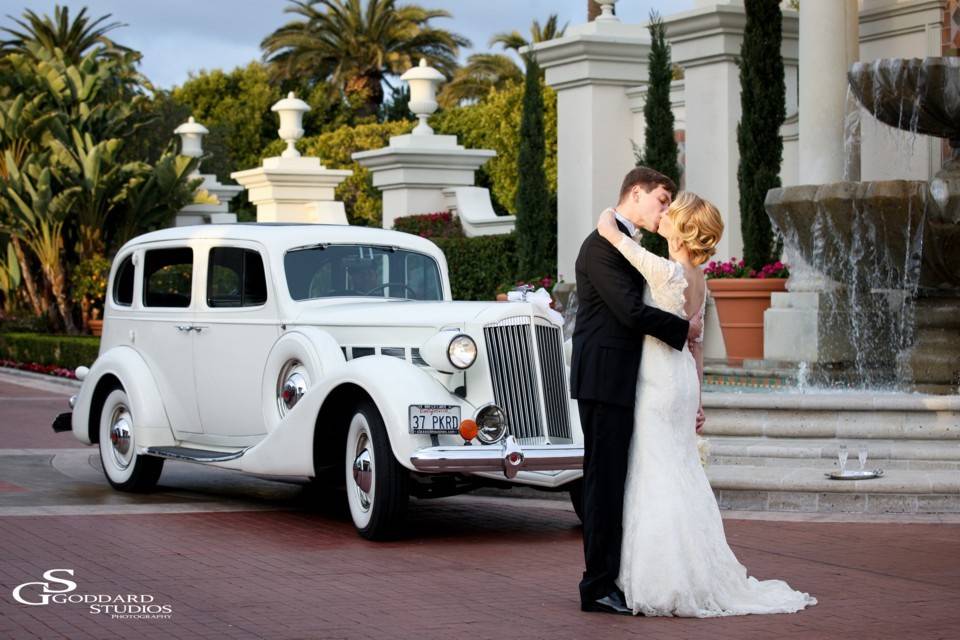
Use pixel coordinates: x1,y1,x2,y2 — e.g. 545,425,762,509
570,221,690,408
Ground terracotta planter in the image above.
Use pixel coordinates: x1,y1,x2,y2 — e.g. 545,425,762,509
706,278,786,365
88,319,104,337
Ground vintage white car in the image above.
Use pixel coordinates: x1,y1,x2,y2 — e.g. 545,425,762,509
55,224,584,538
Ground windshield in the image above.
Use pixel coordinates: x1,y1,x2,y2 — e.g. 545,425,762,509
284,244,443,301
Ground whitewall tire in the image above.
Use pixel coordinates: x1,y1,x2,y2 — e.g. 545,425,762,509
98,388,164,491
344,401,408,539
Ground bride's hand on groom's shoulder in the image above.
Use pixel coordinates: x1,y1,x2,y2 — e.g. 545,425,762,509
597,209,619,243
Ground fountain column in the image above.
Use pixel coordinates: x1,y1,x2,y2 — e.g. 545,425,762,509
764,0,860,369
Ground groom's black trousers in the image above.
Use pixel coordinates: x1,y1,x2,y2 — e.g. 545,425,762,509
577,399,633,603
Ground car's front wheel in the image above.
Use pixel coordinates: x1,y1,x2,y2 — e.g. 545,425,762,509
344,401,409,539
98,388,164,491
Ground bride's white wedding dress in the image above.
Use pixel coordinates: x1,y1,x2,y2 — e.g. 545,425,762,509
611,233,817,617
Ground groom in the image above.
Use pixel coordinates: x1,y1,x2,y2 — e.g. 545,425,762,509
571,166,701,615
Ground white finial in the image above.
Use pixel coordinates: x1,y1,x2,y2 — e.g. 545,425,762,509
174,115,209,161
596,0,618,22
271,92,311,158
401,58,445,135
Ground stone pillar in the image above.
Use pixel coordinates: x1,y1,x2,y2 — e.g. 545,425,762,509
173,116,242,226
662,3,747,262
798,0,859,184
529,7,649,281
231,93,352,224
352,59,496,230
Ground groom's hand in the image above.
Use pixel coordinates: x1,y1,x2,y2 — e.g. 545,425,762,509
695,406,706,433
686,314,703,342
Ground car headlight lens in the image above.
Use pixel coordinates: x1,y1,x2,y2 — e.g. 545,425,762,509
447,334,477,369
475,404,508,444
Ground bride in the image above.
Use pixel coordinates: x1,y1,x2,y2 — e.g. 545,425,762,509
596,193,817,617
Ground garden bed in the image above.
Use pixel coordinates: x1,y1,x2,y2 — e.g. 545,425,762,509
0,333,100,373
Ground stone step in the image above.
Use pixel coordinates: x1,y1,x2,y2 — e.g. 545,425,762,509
702,391,960,440
706,436,960,470
706,464,960,513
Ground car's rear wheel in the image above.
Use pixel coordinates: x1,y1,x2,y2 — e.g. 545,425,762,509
98,388,164,491
344,401,408,539
569,479,584,523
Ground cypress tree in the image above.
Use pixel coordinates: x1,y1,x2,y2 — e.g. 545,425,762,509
639,11,680,257
515,55,553,277
737,0,786,270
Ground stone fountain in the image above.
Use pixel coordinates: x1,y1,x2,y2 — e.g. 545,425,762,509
765,57,960,393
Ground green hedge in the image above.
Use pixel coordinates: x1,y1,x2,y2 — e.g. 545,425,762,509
433,234,517,301
0,333,100,370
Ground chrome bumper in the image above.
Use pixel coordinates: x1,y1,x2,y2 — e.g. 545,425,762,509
409,435,583,479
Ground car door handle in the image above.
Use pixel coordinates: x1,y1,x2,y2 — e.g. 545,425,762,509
176,325,193,332
192,325,208,334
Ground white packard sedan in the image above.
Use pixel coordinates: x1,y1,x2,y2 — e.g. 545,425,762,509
56,224,584,538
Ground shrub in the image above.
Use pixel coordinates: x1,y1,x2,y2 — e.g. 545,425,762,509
392,212,464,238
0,333,100,370
432,234,517,300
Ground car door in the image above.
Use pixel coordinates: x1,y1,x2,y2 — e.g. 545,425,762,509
193,241,279,438
135,244,203,435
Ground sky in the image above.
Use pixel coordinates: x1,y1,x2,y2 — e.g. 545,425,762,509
0,0,695,89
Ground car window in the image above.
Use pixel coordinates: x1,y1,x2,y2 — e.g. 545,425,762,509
284,244,442,301
143,247,193,308
207,247,267,308
113,254,134,306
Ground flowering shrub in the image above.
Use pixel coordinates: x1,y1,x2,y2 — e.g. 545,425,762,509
0,359,76,379
392,211,465,239
704,258,789,279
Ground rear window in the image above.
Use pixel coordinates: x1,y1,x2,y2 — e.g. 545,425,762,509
143,248,193,308
113,255,134,306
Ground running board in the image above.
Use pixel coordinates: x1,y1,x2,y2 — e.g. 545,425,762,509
145,446,247,463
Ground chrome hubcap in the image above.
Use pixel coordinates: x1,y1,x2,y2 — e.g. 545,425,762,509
352,431,373,511
109,409,133,469
277,362,308,417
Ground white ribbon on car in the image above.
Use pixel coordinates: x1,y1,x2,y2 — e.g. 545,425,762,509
507,287,564,327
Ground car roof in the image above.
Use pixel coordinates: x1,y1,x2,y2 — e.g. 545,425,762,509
120,223,443,256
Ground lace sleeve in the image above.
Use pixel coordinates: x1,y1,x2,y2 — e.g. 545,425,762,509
613,234,677,290
692,300,706,343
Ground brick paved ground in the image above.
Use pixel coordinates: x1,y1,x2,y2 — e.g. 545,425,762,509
1,370,959,639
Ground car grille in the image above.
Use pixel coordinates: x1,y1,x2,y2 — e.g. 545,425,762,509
483,316,572,444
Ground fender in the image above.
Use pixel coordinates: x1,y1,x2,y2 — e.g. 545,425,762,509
70,345,175,448
236,355,474,477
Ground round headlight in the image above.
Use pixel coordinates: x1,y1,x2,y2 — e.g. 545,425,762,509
475,404,508,444
447,334,477,369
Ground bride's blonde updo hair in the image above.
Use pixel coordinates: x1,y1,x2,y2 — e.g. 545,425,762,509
666,192,724,266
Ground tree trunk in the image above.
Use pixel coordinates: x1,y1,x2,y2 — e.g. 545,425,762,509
10,237,44,318
42,264,77,334
345,73,385,119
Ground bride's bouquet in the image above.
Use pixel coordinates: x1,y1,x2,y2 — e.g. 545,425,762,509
697,436,710,467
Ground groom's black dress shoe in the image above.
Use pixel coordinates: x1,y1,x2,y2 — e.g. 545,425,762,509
581,590,633,615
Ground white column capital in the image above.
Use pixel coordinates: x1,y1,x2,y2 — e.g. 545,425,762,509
528,31,650,91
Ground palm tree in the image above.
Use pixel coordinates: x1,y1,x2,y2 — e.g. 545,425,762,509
489,14,568,55
437,53,522,107
0,5,130,63
439,15,567,108
261,0,470,117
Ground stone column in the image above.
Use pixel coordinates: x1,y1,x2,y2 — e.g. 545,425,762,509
173,116,242,226
528,6,649,281
798,0,859,184
231,93,352,224
662,3,747,262
352,59,496,230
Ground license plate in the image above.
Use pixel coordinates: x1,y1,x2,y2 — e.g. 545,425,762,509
409,405,461,434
